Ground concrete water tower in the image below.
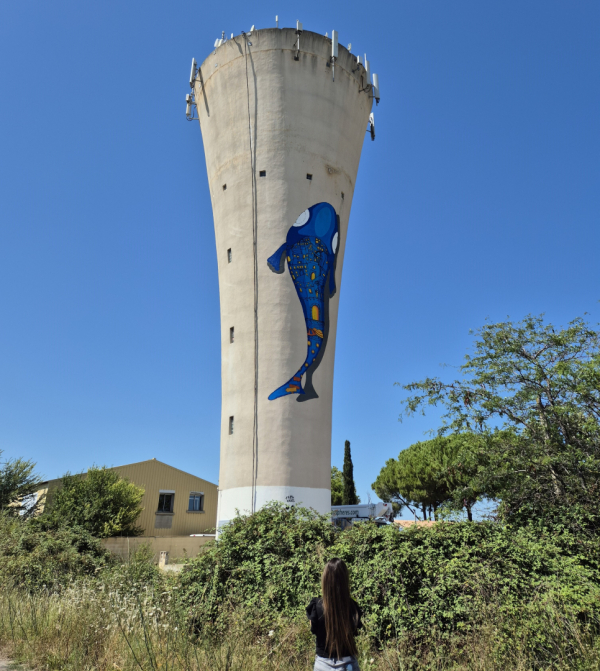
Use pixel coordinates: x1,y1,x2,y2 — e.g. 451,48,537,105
188,24,378,528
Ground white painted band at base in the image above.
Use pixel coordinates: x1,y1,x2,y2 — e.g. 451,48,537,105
217,485,331,528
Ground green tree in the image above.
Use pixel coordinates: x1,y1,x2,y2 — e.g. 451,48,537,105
401,314,600,533
331,466,344,505
47,466,145,538
0,449,42,517
342,440,359,505
439,433,484,521
372,437,478,520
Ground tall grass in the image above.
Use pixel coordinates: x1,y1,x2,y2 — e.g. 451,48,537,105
1,580,599,671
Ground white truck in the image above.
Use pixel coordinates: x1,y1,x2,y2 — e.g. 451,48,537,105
331,502,393,530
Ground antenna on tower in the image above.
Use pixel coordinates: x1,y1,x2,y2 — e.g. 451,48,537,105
368,112,375,141
347,43,352,52
331,30,338,82
276,15,279,28
294,20,303,61
359,55,372,94
186,92,198,121
189,58,197,89
372,74,380,104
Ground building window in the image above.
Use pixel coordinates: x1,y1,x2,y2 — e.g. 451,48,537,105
223,184,227,191
230,326,234,343
259,170,266,177
227,248,232,263
229,416,234,435
306,173,313,181
189,492,204,511
157,492,174,513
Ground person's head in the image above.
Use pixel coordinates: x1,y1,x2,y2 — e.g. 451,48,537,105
321,558,358,659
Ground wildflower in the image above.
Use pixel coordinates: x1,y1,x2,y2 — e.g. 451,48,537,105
268,630,275,637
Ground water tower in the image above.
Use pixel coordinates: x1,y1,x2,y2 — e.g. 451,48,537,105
187,24,379,528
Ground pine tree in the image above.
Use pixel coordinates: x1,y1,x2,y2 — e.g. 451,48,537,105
342,440,359,505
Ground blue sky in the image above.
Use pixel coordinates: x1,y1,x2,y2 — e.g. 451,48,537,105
1,1,598,506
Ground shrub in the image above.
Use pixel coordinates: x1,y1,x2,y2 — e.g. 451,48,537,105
0,513,112,591
179,503,336,630
178,503,600,658
45,466,145,537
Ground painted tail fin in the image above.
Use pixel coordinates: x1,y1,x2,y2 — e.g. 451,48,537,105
268,373,306,400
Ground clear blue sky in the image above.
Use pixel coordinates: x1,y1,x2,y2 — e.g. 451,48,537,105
1,1,598,504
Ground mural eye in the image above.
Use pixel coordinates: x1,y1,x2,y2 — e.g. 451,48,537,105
332,232,339,253
293,209,310,227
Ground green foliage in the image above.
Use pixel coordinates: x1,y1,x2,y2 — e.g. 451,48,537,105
179,503,336,631
331,466,343,505
178,504,600,661
0,449,43,517
47,466,145,538
372,434,482,521
1,504,600,669
0,513,112,591
401,314,600,533
342,440,359,505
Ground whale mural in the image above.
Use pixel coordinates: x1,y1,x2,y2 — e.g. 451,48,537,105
267,202,339,401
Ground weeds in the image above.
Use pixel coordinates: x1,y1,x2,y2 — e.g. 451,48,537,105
1,578,600,671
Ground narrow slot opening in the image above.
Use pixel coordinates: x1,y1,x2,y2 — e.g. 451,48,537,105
229,416,234,435
341,192,345,199
259,170,266,177
222,184,227,191
230,327,234,343
306,173,313,181
227,248,232,263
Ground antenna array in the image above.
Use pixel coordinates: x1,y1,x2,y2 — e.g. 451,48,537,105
184,25,381,127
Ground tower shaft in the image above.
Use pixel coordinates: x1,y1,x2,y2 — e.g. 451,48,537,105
194,28,372,527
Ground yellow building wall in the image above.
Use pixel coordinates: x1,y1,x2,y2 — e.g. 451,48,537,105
101,534,214,561
115,460,217,537
36,459,218,537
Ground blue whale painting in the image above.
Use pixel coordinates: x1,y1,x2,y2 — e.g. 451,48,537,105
267,202,339,401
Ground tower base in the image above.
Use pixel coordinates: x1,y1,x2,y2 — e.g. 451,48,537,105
217,485,331,529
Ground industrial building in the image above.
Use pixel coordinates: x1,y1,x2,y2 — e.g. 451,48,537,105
187,24,379,528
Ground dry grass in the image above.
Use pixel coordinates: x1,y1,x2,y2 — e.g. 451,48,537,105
1,582,599,671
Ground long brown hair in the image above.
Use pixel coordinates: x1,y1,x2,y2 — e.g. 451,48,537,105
321,558,358,659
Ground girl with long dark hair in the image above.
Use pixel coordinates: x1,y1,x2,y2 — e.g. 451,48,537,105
306,558,362,671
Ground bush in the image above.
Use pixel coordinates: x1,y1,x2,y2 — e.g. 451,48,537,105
0,513,112,591
179,504,600,657
45,466,145,538
335,521,600,646
179,503,336,631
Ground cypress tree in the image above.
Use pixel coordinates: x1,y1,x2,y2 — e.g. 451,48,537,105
342,440,359,505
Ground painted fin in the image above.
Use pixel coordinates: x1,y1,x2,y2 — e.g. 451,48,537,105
267,243,287,274
268,374,306,400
